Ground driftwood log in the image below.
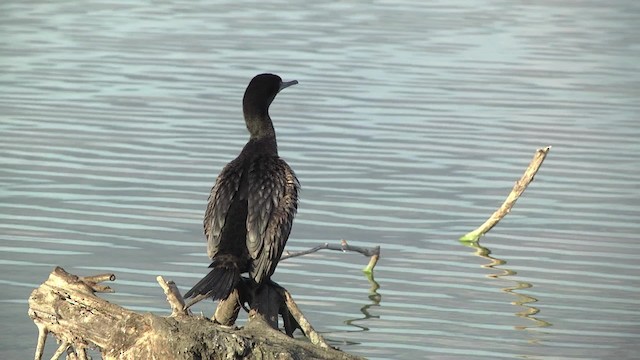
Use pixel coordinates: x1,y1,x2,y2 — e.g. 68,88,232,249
28,267,364,360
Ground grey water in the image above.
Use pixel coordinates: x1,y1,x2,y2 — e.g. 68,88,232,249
1,0,639,359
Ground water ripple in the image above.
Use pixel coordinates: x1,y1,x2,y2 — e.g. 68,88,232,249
2,0,640,359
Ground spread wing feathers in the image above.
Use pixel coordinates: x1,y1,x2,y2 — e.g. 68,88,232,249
246,157,299,284
204,158,245,259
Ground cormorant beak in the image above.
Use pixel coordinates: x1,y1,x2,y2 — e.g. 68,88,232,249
279,80,298,92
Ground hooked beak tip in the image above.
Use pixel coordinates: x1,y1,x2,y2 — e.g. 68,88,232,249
279,79,298,91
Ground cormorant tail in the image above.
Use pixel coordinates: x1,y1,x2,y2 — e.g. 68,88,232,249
184,258,240,301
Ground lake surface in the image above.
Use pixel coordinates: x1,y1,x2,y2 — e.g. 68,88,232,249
1,0,639,359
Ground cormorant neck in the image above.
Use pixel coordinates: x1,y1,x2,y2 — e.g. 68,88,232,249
244,113,276,140
245,131,278,155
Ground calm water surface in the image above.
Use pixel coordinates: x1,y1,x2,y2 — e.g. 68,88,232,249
1,1,639,359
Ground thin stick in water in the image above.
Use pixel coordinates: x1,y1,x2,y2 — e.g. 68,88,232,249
460,146,551,242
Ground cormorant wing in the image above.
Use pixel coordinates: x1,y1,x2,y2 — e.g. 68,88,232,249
204,158,245,259
246,156,299,284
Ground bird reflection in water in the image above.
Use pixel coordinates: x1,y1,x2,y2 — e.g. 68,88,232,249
463,239,552,330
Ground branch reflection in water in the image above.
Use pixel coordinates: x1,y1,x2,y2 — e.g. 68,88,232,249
344,272,381,333
463,240,552,330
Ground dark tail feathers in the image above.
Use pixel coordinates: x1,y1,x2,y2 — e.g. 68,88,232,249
184,260,240,301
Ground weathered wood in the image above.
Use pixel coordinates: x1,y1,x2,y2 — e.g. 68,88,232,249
157,275,190,317
213,288,242,326
28,267,363,360
460,146,552,242
275,286,331,350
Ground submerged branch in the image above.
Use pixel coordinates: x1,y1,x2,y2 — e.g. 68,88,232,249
281,239,381,273
460,146,551,242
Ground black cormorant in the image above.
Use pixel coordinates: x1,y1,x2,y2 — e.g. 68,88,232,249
184,73,300,305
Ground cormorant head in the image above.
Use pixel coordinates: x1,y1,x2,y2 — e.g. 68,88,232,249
243,73,297,138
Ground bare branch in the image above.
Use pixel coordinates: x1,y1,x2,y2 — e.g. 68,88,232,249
50,342,70,360
80,273,116,293
76,347,88,360
34,323,47,360
460,146,551,242
281,240,381,273
273,286,331,350
157,276,190,317
213,288,242,326
80,273,115,283
363,252,380,274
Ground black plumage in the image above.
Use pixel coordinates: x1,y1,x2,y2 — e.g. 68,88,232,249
184,73,299,304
